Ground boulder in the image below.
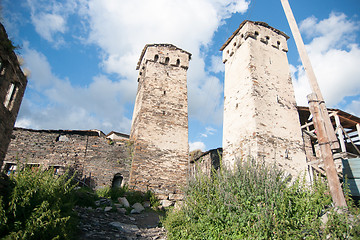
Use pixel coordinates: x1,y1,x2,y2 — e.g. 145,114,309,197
104,206,112,212
118,197,130,208
160,200,173,208
109,222,139,233
169,194,184,201
131,202,145,214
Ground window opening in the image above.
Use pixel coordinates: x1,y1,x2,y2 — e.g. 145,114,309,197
49,166,62,175
112,173,123,188
154,54,159,62
176,59,180,66
4,83,17,109
0,60,5,76
165,57,170,65
5,163,17,175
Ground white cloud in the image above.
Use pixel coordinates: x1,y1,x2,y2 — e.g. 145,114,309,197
199,126,217,138
80,0,247,124
26,0,79,45
189,141,206,152
22,42,55,89
32,13,66,42
208,55,224,73
346,100,360,117
292,12,360,107
17,45,132,133
15,0,250,133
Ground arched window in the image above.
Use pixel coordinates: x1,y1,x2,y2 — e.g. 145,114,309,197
176,59,180,66
154,54,159,62
112,173,123,188
165,57,170,65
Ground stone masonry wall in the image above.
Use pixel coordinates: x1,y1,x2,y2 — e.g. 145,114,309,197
3,128,132,189
189,148,222,179
0,23,27,168
221,21,307,178
129,44,191,199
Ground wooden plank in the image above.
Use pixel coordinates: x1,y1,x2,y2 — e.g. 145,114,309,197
308,93,347,207
340,125,360,155
335,114,347,152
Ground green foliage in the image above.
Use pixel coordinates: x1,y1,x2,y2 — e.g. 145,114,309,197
95,185,127,201
72,187,97,208
95,185,159,207
163,159,359,239
0,166,77,239
0,38,17,54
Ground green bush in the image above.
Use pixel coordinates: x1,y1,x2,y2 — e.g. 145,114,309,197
0,166,77,240
163,159,359,239
72,186,97,208
95,185,159,207
95,185,127,201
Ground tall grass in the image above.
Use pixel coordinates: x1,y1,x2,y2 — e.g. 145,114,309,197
0,166,77,240
163,159,359,239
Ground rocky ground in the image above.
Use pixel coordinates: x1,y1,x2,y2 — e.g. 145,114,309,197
75,201,167,240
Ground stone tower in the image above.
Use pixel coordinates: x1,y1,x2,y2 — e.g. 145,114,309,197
0,23,27,168
129,44,191,199
221,21,306,177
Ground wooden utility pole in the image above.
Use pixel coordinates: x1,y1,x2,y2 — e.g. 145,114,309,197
280,0,339,150
280,0,346,207
308,94,347,207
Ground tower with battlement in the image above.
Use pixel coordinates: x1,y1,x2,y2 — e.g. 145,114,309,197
129,44,191,199
221,21,307,177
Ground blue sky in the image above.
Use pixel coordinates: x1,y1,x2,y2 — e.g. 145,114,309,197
2,0,360,152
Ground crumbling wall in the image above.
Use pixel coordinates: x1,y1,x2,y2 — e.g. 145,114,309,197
3,128,132,189
189,148,222,179
0,23,27,167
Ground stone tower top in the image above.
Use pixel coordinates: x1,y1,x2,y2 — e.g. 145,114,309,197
136,44,191,70
220,20,289,64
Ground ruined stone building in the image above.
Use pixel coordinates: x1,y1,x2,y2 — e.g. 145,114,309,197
0,23,27,168
3,128,132,189
2,20,359,197
129,44,191,200
220,20,307,177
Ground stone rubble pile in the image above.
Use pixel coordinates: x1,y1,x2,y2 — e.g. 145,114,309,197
76,196,167,240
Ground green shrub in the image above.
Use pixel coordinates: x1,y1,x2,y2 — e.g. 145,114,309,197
95,185,127,201
162,159,359,239
0,166,77,239
95,185,159,207
72,186,97,208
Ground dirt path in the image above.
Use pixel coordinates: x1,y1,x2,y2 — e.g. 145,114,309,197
75,206,167,240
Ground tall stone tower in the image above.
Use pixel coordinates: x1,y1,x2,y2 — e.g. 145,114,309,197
0,23,27,168
221,21,307,177
129,44,191,199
